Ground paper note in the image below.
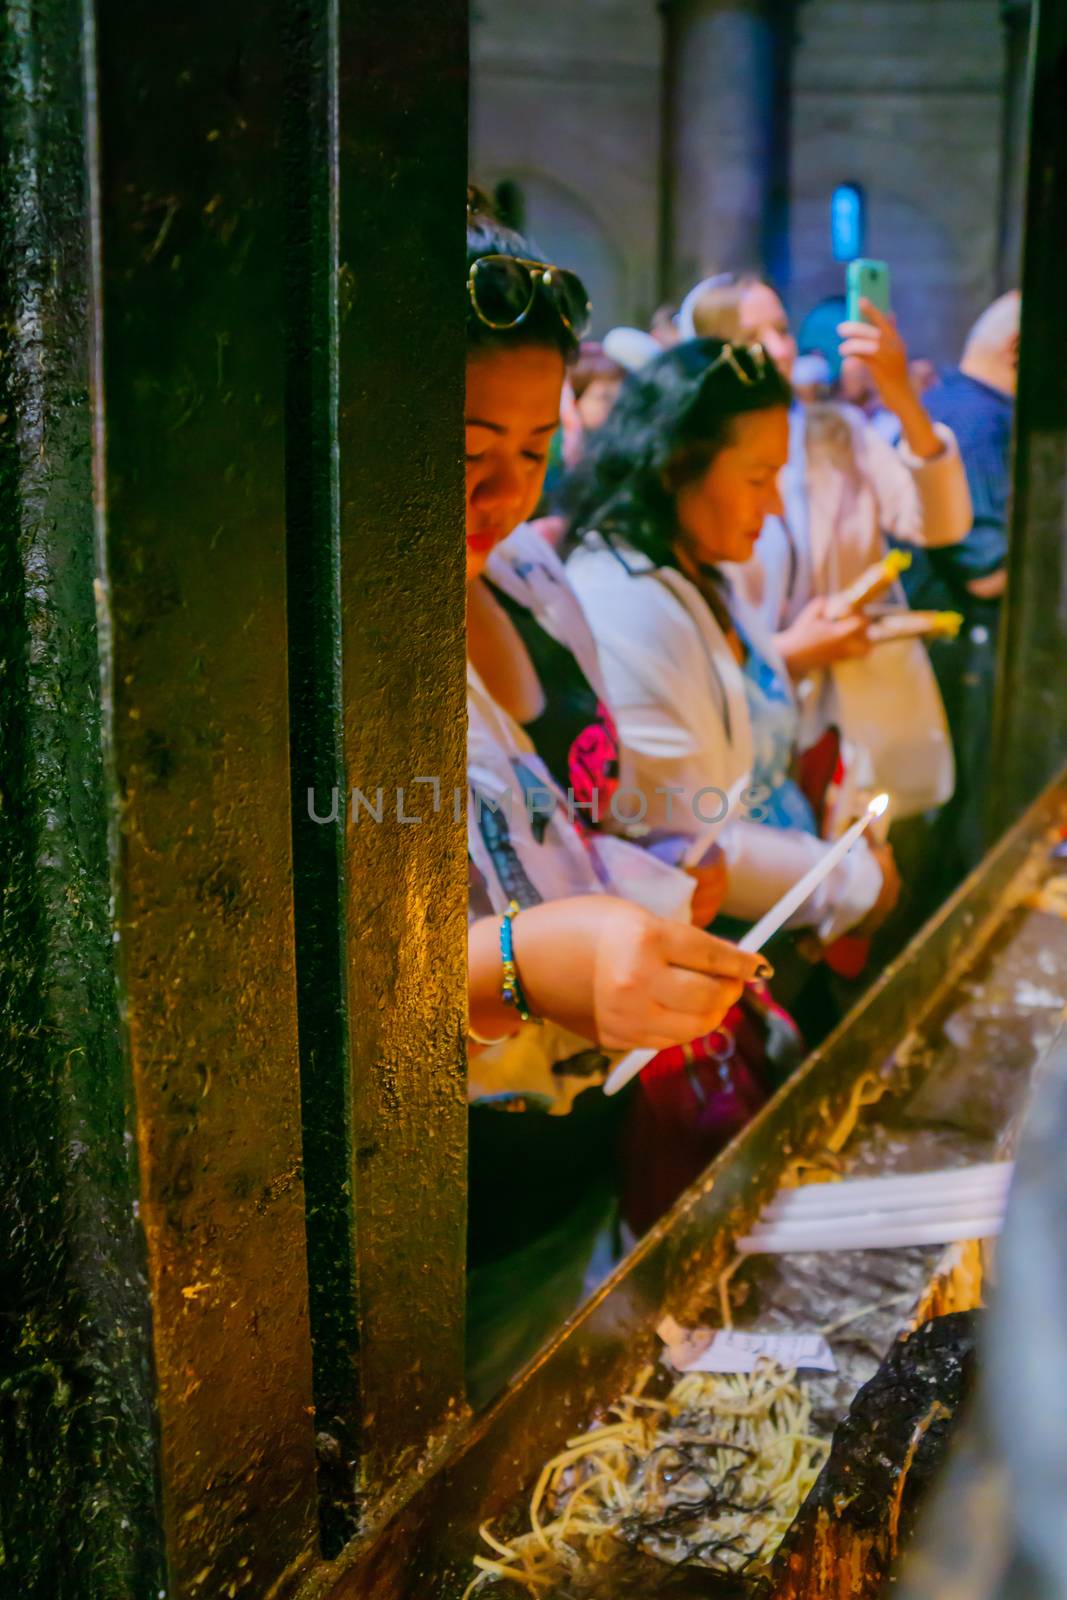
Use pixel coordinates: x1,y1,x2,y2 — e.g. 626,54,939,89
661,1323,837,1375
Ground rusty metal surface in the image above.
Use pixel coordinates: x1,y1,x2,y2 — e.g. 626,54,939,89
301,769,1067,1600
0,0,165,1591
282,0,470,1556
282,0,362,1557
3,0,471,1588
318,0,470,1539
91,0,320,1592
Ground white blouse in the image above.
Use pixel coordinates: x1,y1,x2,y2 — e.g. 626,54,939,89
566,534,884,942
467,663,694,1109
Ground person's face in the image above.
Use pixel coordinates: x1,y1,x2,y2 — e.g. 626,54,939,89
839,354,875,408
465,345,565,581
575,375,622,435
909,358,938,397
651,308,681,349
675,408,790,567
738,285,797,381
1004,335,1020,396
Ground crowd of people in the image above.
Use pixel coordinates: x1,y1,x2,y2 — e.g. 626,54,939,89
461,187,1021,1404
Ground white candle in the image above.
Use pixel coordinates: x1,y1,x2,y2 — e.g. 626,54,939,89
602,793,891,1098
759,1164,1012,1221
736,791,890,953
736,1213,1005,1255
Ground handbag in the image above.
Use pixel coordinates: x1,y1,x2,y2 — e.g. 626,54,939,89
619,982,804,1236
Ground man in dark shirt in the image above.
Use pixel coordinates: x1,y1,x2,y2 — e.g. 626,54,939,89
901,290,1020,894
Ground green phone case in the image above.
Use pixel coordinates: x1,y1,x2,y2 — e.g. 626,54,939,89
846,258,891,323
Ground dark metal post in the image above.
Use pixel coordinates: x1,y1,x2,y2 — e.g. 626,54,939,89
4,0,333,1592
90,0,324,1592
4,0,470,1588
0,1,166,1592
334,0,470,1522
990,0,1067,832
282,0,470,1553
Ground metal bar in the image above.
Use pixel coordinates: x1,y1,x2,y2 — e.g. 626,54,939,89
0,0,166,1590
991,0,1067,832
89,0,320,1591
302,767,1067,1600
281,0,362,1561
327,0,470,1528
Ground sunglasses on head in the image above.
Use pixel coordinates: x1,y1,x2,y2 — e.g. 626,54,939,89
703,340,771,386
468,254,592,342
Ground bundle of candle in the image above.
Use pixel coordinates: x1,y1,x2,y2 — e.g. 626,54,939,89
736,1163,1012,1256
866,609,963,644
825,550,912,619
463,1362,829,1598
714,1070,905,1330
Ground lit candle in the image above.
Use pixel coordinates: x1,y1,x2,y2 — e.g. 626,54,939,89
736,791,890,953
602,794,891,1098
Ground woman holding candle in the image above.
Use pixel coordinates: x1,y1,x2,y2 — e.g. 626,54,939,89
460,192,762,1403
564,340,903,983
678,273,972,822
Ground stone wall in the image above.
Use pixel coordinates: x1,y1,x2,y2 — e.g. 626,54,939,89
788,0,1008,364
469,0,663,334
470,0,1019,362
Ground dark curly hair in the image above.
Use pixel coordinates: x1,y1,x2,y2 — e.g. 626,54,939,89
563,338,793,568
466,185,584,363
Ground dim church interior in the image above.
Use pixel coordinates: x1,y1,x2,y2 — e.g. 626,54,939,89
4,0,1065,1596
471,0,1031,362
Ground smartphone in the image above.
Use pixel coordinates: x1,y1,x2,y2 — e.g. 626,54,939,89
846,258,891,323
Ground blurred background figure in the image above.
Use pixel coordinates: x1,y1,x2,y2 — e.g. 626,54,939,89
792,350,832,404
839,351,942,443
910,356,940,398
838,351,904,443
570,340,627,434
902,289,1021,894
650,302,681,349
533,340,627,543
602,325,660,374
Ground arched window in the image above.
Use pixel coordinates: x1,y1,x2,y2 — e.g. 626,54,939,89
831,183,866,262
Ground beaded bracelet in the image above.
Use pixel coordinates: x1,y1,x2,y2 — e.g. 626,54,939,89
500,899,540,1024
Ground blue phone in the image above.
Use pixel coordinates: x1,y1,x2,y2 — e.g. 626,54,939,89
846,258,891,323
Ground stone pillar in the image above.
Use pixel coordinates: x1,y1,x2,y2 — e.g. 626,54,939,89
661,0,795,301
997,0,1033,291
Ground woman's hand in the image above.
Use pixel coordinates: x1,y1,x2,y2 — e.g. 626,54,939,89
837,300,911,406
686,845,729,927
775,596,872,678
468,896,765,1052
837,300,943,461
589,902,764,1048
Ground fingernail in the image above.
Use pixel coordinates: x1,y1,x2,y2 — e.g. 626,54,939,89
756,961,774,980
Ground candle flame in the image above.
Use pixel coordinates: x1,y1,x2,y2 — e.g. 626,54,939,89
868,792,891,818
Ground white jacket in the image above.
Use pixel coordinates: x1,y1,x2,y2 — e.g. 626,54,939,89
725,406,973,816
566,535,885,941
